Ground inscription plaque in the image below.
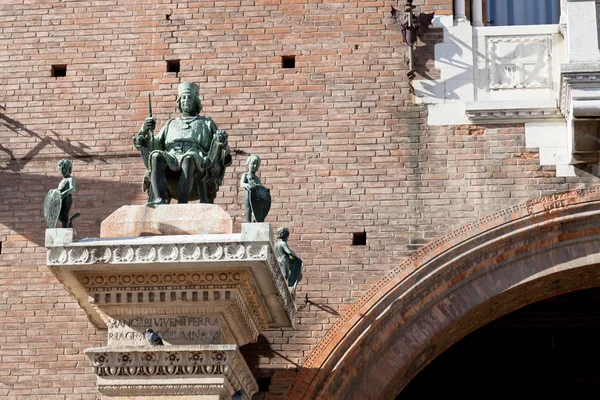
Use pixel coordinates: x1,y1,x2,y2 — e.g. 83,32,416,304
108,315,221,346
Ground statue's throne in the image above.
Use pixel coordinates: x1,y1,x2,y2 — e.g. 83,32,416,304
139,130,232,204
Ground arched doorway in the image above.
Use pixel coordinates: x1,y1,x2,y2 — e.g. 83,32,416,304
287,188,600,400
400,286,600,398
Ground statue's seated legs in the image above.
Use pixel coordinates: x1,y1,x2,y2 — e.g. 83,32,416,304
178,156,196,204
197,178,208,204
148,151,215,205
149,152,168,206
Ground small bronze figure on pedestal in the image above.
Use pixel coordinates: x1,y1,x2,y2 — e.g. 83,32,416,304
240,155,271,223
44,159,79,228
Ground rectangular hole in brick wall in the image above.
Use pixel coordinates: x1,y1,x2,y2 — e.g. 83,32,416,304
257,377,271,392
0,241,2,255
51,64,67,77
352,232,366,246
282,55,295,68
166,60,180,74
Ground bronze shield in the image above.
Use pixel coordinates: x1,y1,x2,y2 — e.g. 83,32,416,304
44,188,62,228
250,185,271,223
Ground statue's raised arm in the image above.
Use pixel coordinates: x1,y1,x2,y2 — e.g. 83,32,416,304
134,83,231,206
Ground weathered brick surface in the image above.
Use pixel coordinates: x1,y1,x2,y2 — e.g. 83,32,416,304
0,0,593,399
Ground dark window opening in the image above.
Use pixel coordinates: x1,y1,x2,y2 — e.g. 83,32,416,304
51,65,67,77
352,232,366,246
166,60,180,74
0,240,3,254
354,44,359,50
486,0,559,26
257,377,271,392
282,55,295,69
165,13,171,21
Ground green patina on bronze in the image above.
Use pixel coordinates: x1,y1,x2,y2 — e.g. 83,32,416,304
134,83,232,206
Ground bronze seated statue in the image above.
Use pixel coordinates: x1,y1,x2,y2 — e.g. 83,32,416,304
134,82,232,205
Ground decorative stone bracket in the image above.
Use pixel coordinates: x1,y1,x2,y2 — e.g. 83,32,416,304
46,205,296,399
560,65,600,165
47,233,295,336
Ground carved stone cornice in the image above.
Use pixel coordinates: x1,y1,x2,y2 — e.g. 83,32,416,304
466,103,563,123
46,240,269,266
86,345,258,399
80,269,268,345
560,65,600,117
46,234,295,333
98,384,228,397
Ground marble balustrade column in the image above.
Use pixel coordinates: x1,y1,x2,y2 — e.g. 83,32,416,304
472,0,484,26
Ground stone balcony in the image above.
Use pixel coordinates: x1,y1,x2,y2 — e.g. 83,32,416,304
46,204,295,399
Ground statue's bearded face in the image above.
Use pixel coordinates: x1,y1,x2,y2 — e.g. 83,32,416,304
178,93,198,115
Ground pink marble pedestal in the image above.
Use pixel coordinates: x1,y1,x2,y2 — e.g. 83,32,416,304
100,204,233,238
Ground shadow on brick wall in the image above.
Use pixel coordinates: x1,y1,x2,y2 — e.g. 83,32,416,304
241,333,301,399
0,112,146,246
0,172,142,246
0,113,97,172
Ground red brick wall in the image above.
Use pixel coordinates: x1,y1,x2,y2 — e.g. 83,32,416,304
0,0,591,399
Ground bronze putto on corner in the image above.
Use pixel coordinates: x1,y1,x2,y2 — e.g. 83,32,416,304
44,159,80,229
240,154,271,223
274,227,303,293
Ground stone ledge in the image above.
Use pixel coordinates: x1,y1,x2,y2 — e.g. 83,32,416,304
466,100,562,123
45,228,77,246
46,232,295,332
86,345,257,400
100,204,233,238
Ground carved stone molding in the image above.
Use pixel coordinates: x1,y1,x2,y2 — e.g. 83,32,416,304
98,384,228,397
466,102,562,123
47,234,296,332
559,66,600,165
560,69,600,117
487,35,552,90
78,270,245,288
86,345,258,399
47,242,269,266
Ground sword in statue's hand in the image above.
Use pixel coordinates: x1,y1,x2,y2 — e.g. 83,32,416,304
139,93,154,169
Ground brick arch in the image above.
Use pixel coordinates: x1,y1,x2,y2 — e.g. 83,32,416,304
287,188,600,400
